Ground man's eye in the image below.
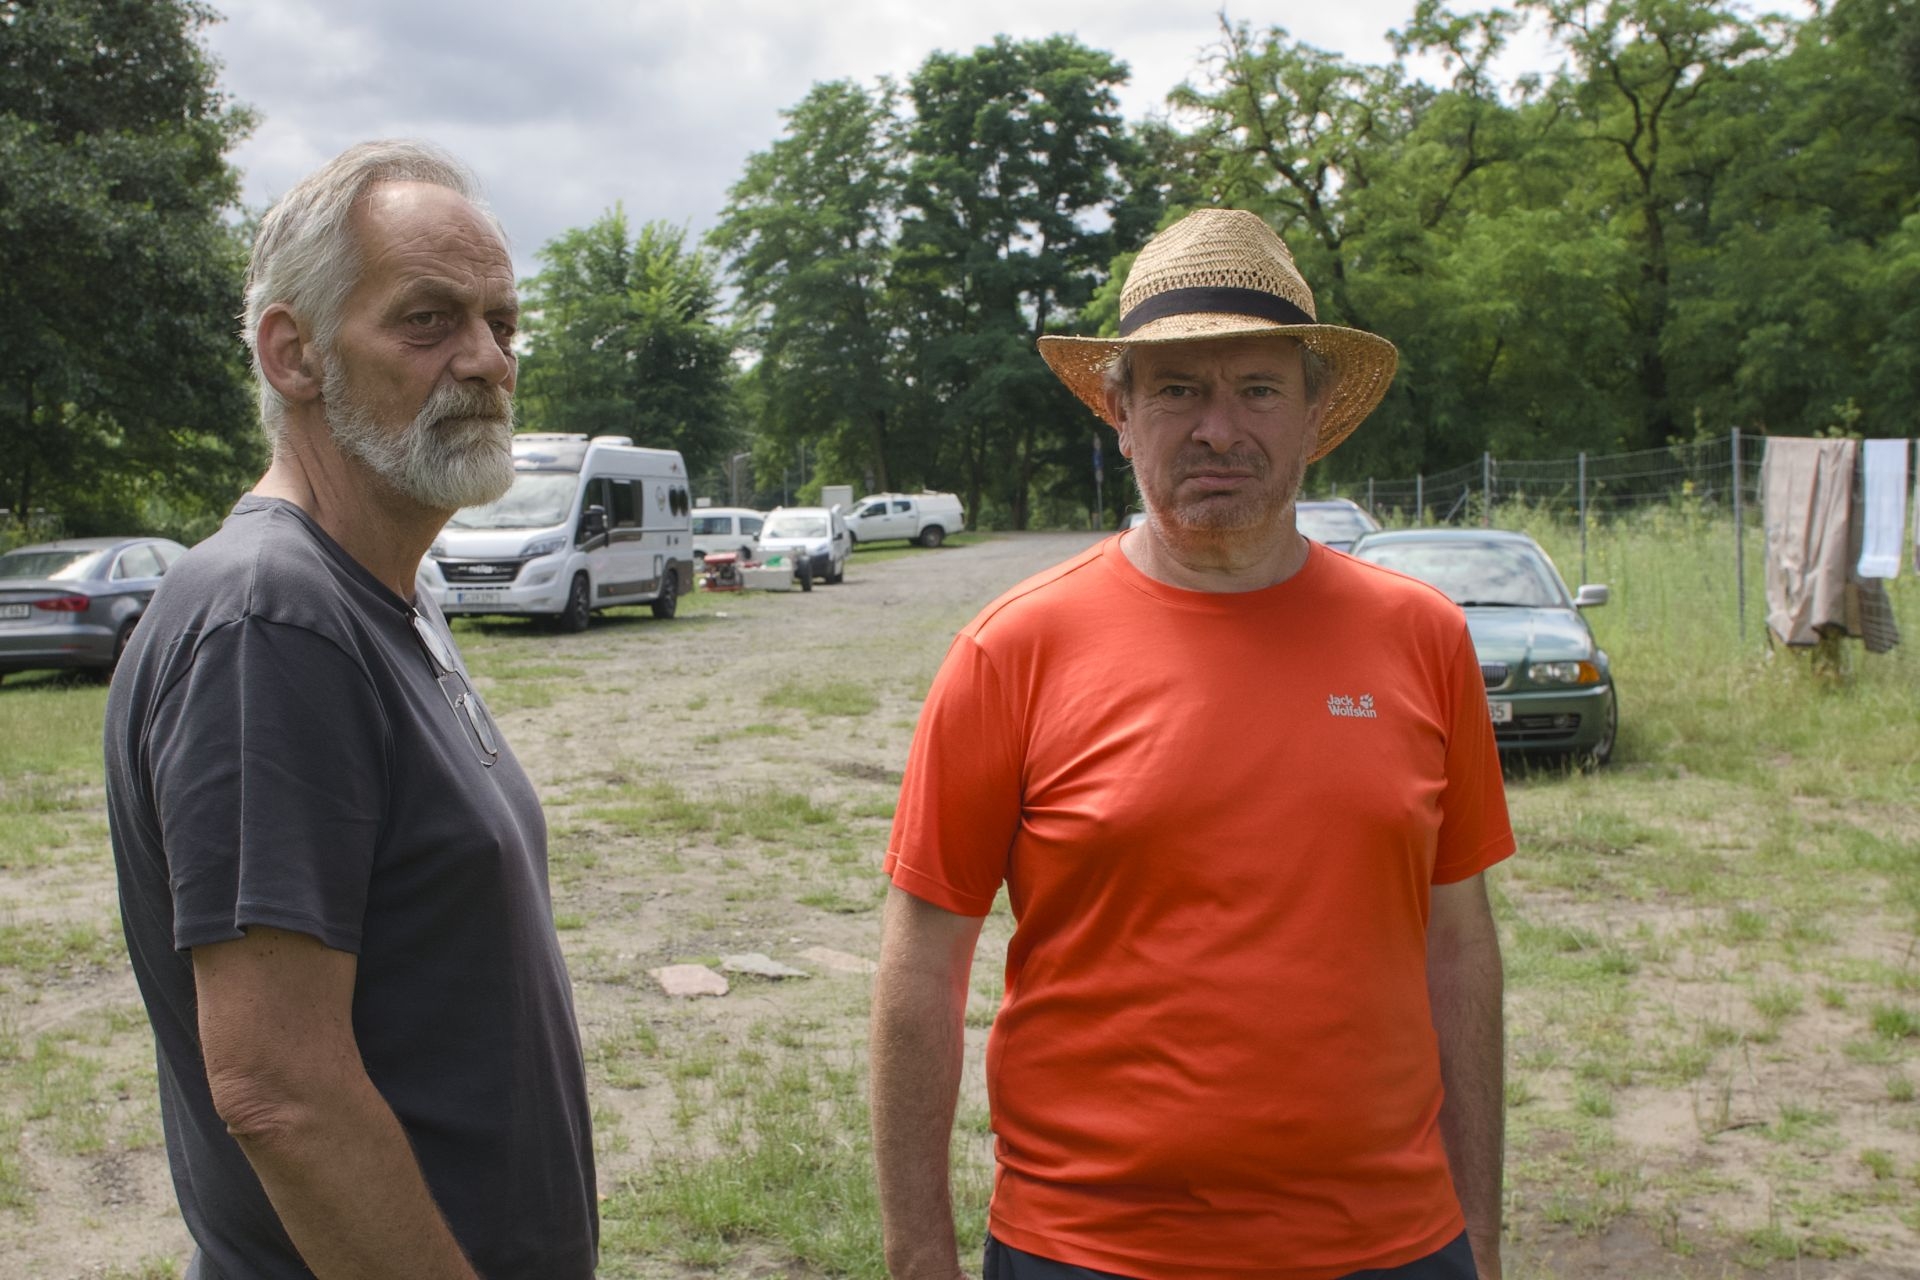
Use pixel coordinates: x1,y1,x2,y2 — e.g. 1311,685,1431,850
406,312,446,329
491,319,517,339
1160,385,1194,398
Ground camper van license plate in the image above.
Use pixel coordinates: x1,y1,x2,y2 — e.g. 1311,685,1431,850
0,604,28,620
1488,699,1513,724
453,588,507,605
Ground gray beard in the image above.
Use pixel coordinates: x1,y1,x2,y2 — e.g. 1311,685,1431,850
322,358,516,512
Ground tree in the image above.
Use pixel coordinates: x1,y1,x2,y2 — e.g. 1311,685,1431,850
711,79,904,493
0,0,260,538
517,209,738,477
1521,0,1768,448
898,34,1138,528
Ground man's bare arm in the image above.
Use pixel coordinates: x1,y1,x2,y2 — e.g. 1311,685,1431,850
871,885,987,1280
1428,872,1505,1280
194,926,478,1280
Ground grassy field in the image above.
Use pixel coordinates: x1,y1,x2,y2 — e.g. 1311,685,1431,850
0,517,1916,1277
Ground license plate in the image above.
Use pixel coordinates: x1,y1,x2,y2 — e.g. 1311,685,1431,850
0,604,28,620
453,588,506,605
1488,699,1513,724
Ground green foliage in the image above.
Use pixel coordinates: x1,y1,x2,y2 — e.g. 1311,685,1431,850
517,208,737,476
711,80,904,499
0,0,263,537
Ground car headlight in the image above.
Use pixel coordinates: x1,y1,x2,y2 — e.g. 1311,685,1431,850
1528,661,1602,685
429,538,448,559
520,535,566,559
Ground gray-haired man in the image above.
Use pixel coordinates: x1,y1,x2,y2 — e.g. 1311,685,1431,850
106,141,596,1279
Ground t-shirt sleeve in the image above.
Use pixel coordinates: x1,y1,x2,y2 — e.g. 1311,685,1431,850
1431,624,1515,884
150,617,389,953
883,634,1024,917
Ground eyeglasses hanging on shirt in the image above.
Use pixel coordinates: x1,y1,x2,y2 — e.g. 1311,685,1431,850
409,609,500,767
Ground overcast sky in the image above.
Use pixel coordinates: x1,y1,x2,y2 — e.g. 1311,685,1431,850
201,1,1566,279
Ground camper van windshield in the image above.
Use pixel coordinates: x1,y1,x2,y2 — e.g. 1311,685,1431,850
447,473,580,530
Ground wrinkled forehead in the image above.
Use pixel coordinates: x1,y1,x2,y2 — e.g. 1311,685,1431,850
350,181,515,300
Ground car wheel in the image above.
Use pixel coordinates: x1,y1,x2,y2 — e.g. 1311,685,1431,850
918,525,945,548
1582,689,1618,769
98,620,138,682
650,568,679,619
557,573,592,633
827,556,844,584
739,545,752,561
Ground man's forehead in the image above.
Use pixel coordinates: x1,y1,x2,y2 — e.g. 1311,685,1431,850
352,181,513,288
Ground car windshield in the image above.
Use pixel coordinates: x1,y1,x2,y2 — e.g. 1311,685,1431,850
1297,506,1376,543
1356,540,1567,607
0,549,103,580
763,515,827,539
446,473,578,530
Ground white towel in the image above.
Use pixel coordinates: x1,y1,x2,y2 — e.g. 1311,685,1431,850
1857,438,1910,579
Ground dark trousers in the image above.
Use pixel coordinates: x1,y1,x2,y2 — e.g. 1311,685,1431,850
984,1232,1479,1280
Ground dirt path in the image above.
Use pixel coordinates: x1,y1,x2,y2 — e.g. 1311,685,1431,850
6,530,1913,1278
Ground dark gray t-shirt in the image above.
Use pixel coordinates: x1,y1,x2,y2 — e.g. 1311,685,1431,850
105,496,597,1279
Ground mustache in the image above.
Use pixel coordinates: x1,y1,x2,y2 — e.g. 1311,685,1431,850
1175,449,1267,476
421,380,515,430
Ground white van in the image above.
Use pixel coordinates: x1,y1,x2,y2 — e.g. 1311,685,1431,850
689,507,764,562
421,434,694,631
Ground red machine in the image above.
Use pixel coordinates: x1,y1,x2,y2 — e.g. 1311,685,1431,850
701,552,745,592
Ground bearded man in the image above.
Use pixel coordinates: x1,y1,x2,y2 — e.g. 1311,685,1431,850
105,141,596,1279
872,209,1510,1280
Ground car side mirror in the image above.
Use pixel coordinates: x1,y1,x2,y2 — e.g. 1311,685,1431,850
1574,584,1610,608
580,505,608,541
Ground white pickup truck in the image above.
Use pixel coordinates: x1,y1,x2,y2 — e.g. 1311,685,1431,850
844,492,965,548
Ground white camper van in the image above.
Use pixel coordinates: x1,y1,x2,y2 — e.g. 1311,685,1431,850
421,434,694,631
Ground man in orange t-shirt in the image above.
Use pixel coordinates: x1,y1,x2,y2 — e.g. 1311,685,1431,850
871,209,1511,1280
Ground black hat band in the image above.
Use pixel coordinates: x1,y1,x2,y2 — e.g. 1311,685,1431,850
1118,287,1315,337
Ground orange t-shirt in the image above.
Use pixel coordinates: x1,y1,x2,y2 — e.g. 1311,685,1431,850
884,537,1514,1280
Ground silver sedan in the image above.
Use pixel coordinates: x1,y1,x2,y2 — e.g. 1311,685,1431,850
0,537,188,682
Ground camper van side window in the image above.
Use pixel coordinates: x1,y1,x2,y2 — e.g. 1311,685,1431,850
609,480,638,528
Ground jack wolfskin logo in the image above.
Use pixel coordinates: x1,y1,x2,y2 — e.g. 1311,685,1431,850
1326,693,1378,719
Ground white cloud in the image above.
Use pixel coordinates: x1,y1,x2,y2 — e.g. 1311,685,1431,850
202,1,1564,277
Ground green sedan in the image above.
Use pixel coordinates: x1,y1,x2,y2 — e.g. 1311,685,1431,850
1349,528,1618,766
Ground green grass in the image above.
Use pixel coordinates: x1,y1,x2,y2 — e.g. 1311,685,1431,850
762,679,881,718
599,1028,990,1279
2,504,1918,1273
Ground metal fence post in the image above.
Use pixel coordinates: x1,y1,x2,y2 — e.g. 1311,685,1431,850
1416,473,1424,523
1578,451,1588,584
1481,452,1492,528
1367,477,1375,514
1732,428,1745,642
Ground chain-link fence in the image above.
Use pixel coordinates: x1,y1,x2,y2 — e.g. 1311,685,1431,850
1311,432,1917,656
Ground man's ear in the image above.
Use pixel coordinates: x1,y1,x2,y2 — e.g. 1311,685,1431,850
1103,388,1133,459
256,304,323,405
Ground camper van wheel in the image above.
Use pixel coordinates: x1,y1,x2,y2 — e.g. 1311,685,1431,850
558,574,592,633
650,569,679,620
918,525,946,548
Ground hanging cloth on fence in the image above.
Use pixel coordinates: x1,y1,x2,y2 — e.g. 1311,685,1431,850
1762,437,1856,646
1857,438,1911,579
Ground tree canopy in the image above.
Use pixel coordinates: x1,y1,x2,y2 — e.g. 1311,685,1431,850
516,207,739,479
696,4,1917,524
0,0,259,539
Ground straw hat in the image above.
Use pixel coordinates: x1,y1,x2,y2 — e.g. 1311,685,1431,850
1038,208,1398,462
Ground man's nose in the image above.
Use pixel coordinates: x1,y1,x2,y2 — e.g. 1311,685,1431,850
450,316,515,389
1188,394,1241,452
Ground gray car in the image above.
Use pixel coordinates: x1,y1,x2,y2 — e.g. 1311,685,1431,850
0,536,188,682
